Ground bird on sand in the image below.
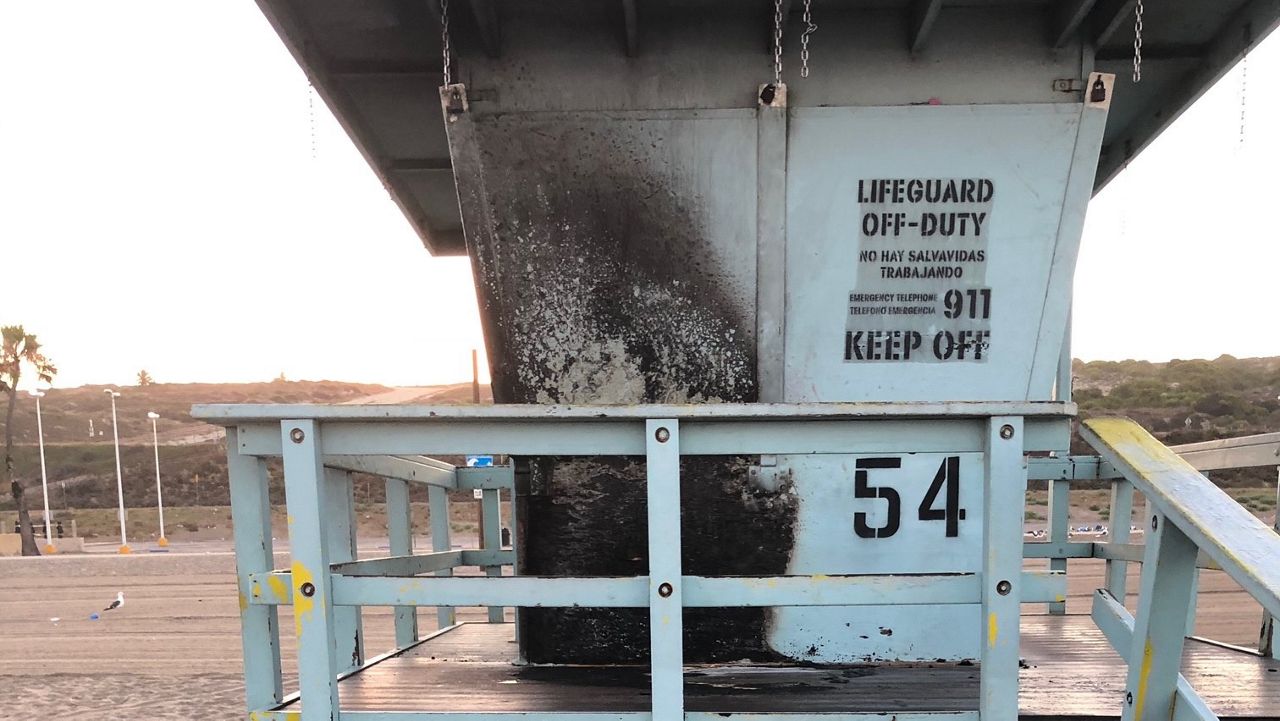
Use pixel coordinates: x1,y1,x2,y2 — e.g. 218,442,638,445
103,591,125,611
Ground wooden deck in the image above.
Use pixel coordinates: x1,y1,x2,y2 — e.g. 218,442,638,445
289,616,1280,718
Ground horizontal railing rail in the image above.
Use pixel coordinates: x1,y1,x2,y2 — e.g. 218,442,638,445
1026,430,1280,483
1168,432,1280,473
324,454,458,488
196,400,1077,421
246,570,1066,608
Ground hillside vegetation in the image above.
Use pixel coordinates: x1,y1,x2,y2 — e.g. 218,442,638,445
1074,355,1280,443
1,360,1276,523
2,380,393,446
0,380,490,515
1072,355,1280,486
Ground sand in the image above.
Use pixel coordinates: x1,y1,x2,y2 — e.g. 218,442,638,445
0,546,493,720
0,547,1268,720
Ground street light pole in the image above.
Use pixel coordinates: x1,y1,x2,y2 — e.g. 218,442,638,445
105,389,130,554
148,411,167,547
30,390,55,554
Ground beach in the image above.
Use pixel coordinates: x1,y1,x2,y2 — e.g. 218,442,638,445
0,543,1266,720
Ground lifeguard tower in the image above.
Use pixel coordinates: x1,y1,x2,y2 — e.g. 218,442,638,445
195,2,1280,720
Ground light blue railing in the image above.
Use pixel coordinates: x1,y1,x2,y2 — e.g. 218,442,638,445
1023,427,1280,659
198,401,1075,721
201,401,1280,721
1078,419,1280,721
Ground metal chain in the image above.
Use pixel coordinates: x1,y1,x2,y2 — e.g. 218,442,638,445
1132,0,1143,83
441,0,453,86
773,0,783,85
1239,52,1248,146
800,0,817,78
308,83,317,160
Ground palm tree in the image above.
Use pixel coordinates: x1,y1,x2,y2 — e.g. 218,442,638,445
1,326,58,556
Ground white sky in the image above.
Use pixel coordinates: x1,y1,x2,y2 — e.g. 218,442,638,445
0,3,1276,389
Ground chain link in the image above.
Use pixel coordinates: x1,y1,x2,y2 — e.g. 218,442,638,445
773,0,783,85
1239,52,1248,146
1132,0,1143,83
308,83,317,160
441,0,453,86
800,0,816,78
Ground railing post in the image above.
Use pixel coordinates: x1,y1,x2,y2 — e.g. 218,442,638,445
482,487,504,622
226,433,283,712
1056,308,1073,402
385,477,418,646
982,416,1027,721
1106,480,1135,602
1123,510,1198,721
1050,307,1074,616
1261,465,1280,658
1185,567,1199,636
325,468,364,671
508,467,521,656
281,420,342,720
646,419,683,721
1047,477,1070,615
1261,607,1276,659
429,484,456,629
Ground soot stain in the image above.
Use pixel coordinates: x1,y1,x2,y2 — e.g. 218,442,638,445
460,117,796,663
469,116,755,405
520,457,797,663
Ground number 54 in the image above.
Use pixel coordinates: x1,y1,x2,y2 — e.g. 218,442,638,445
854,456,965,539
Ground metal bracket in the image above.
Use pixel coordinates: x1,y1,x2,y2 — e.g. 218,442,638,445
758,82,788,108
443,83,469,121
748,455,790,492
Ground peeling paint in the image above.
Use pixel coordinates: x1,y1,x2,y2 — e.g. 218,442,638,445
1134,637,1154,719
268,573,290,604
499,214,755,405
455,116,789,664
292,562,316,636
520,456,797,663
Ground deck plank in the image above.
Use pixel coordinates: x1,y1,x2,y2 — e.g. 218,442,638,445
286,617,1280,718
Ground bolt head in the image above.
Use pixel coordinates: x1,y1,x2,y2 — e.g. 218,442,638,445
1151,515,1158,531
289,428,305,444
655,427,671,444
300,582,316,598
996,579,1012,596
999,424,1015,440
657,582,674,598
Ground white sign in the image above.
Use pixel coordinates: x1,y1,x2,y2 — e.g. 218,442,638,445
846,177,994,364
770,452,985,662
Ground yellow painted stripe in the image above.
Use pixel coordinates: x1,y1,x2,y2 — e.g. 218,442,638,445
268,572,290,603
291,561,316,637
1134,637,1154,719
988,612,998,648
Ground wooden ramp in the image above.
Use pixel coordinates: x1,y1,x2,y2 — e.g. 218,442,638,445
288,617,1280,719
